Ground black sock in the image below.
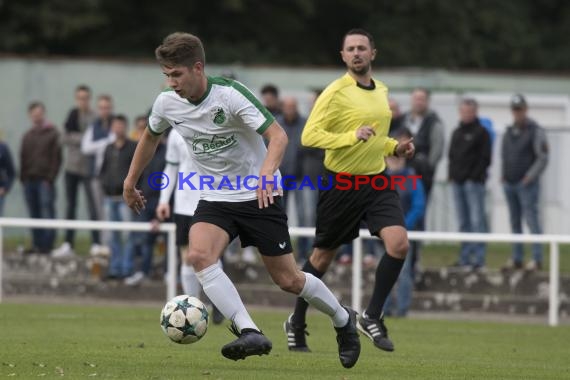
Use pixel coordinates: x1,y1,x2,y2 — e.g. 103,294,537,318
291,260,325,326
365,253,405,320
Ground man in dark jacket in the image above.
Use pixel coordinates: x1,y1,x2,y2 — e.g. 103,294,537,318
99,115,137,278
0,135,16,216
277,96,323,262
448,98,491,269
401,88,445,199
502,94,548,271
20,102,62,253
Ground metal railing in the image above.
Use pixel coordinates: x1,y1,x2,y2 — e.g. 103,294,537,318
1,218,567,326
289,227,569,327
0,218,177,301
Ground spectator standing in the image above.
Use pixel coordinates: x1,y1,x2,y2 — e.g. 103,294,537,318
0,134,16,216
448,98,491,270
276,96,305,208
383,128,426,316
260,84,281,117
81,94,115,255
52,85,100,257
502,94,549,271
130,115,148,142
276,96,315,262
388,98,404,135
99,115,137,278
401,88,445,199
124,131,167,285
20,102,62,253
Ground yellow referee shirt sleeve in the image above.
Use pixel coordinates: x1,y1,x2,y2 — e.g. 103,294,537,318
384,137,398,156
301,91,359,150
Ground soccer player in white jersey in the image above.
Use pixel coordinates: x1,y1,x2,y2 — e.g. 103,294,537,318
156,130,224,324
123,32,360,367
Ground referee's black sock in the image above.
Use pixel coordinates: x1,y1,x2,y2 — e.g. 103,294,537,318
365,253,405,320
292,260,325,326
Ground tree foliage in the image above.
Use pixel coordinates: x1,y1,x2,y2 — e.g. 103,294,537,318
1,0,568,70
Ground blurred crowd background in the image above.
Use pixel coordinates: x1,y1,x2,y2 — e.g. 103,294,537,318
1,1,569,298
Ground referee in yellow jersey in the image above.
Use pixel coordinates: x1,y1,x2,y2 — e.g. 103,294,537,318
284,28,415,353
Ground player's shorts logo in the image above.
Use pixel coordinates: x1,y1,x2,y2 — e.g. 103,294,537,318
211,106,227,125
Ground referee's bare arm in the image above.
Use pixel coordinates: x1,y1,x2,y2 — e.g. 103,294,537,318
258,121,288,208
123,127,162,213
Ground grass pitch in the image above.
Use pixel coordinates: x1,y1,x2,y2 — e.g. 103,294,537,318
0,303,568,379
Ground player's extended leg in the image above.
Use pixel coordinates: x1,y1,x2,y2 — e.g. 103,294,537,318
286,247,337,352
263,253,361,369
358,225,408,352
188,222,271,360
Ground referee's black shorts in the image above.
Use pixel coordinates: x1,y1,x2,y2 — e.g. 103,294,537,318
191,197,292,256
314,170,405,250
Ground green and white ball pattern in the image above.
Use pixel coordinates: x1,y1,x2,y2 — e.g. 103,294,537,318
160,295,209,344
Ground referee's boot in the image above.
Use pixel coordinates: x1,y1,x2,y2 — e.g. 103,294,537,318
221,323,272,360
357,311,394,352
335,306,361,368
283,314,311,352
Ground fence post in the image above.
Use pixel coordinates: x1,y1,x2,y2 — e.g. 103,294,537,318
167,226,177,301
352,237,363,312
548,241,560,327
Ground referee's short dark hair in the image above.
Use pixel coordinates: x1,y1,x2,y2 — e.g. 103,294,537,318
343,28,375,49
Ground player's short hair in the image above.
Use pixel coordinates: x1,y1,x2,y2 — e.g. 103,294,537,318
28,101,45,113
155,32,206,68
75,84,91,94
461,97,479,109
112,114,128,125
343,28,375,50
260,84,279,97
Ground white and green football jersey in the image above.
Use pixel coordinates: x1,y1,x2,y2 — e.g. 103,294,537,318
148,76,280,202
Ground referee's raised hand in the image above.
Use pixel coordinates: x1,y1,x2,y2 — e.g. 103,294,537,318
355,126,376,142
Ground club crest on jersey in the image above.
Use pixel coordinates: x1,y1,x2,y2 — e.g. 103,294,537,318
211,106,227,125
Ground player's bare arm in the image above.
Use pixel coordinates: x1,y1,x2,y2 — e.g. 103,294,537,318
123,127,162,214
258,121,288,209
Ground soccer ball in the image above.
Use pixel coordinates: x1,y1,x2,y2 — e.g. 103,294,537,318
160,295,209,344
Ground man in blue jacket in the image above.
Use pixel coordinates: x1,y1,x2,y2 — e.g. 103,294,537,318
384,128,426,317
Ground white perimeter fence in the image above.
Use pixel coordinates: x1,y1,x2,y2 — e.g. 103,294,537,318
0,218,568,326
